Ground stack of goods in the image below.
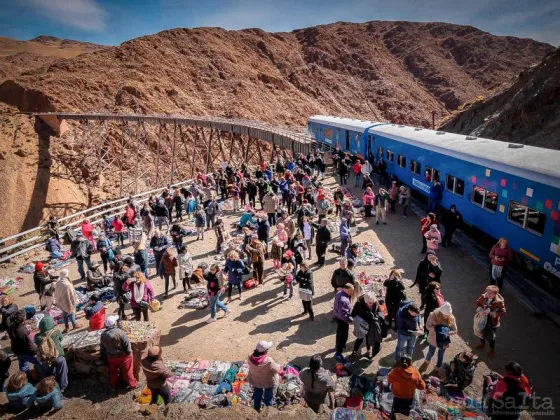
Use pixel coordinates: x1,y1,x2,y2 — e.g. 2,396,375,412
164,360,302,409
63,329,107,380
340,187,362,209
119,321,161,380
0,276,23,295
178,289,209,309
354,243,384,265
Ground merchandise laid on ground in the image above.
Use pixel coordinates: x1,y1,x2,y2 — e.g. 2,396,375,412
0,276,24,295
153,359,488,419
354,243,385,266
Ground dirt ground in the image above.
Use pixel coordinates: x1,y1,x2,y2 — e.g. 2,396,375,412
1,175,559,418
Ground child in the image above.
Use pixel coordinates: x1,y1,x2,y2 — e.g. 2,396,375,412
194,205,206,240
282,263,294,299
28,376,63,410
6,372,36,410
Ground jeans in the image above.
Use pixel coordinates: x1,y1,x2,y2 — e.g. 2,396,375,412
17,354,44,379
426,344,445,368
62,311,77,329
44,356,68,391
283,282,293,298
50,250,63,259
155,216,170,231
354,173,361,187
395,332,417,361
253,386,274,411
340,238,349,257
335,319,350,354
490,266,508,291
210,294,228,319
164,274,176,295
267,213,276,226
76,256,92,279
207,214,216,229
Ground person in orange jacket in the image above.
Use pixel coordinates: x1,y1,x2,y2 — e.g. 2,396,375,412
388,354,426,419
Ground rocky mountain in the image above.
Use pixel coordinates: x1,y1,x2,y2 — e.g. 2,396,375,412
0,21,554,237
440,48,560,149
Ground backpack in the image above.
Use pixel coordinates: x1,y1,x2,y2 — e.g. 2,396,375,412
37,329,59,366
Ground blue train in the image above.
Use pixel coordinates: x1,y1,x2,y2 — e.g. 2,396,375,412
308,115,560,282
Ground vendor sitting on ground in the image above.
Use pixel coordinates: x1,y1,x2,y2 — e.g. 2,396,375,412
84,294,106,331
238,210,256,229
46,237,64,260
87,261,107,291
440,351,476,397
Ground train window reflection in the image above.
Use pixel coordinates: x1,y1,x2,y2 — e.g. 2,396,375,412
507,201,546,236
472,185,496,213
446,175,465,197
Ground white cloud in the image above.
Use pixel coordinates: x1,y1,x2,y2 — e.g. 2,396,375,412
25,0,108,32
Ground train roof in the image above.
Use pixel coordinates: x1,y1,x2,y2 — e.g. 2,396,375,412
308,115,560,189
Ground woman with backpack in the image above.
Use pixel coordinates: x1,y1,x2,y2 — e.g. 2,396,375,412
351,291,386,360
194,205,207,240
383,269,406,330
34,315,68,392
421,302,457,376
122,272,154,321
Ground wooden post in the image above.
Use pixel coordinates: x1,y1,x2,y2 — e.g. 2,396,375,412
169,123,177,185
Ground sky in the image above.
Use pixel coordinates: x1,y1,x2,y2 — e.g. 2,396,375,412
1,0,558,46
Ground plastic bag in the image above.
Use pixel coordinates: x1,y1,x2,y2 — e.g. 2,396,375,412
150,299,161,312
473,310,487,339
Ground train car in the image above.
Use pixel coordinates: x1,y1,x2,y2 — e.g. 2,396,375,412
308,115,560,281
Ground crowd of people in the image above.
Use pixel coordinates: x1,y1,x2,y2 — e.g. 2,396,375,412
1,149,532,419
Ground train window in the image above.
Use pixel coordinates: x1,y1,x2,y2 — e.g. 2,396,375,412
445,175,465,196
425,166,440,182
386,150,394,162
397,155,406,168
409,160,421,175
507,201,546,236
377,147,383,157
472,185,497,213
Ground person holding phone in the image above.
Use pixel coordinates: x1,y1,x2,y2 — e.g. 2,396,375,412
394,302,422,362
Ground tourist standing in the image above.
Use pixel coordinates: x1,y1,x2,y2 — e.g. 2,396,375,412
101,316,137,390
247,341,280,412
362,187,375,219
421,302,457,376
420,213,438,253
8,310,44,379
333,283,354,363
158,248,178,298
224,250,247,302
246,235,266,286
71,232,93,280
399,185,411,218
489,238,513,291
388,354,426,419
351,292,385,360
205,264,230,323
54,269,82,333
394,302,422,361
375,188,388,225
296,262,315,321
122,272,154,321
384,269,406,330
149,229,170,276
179,246,194,291
412,251,442,307
315,219,331,267
33,262,55,309
441,205,462,246
475,285,506,359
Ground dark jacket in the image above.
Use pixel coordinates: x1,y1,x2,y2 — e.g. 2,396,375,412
396,303,421,337
413,256,442,290
256,220,270,241
149,235,170,256
351,297,384,345
442,209,462,231
0,303,17,330
154,202,169,218
224,259,247,285
134,249,149,271
100,326,132,357
383,278,406,311
205,271,223,297
84,301,104,321
8,323,37,356
423,289,439,315
345,248,358,265
316,226,332,244
34,271,55,296
443,354,474,390
295,270,314,295
330,268,355,289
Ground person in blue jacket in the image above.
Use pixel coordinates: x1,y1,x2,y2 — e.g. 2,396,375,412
428,180,443,213
339,219,351,257
224,250,247,303
395,302,422,361
6,372,36,411
28,376,64,410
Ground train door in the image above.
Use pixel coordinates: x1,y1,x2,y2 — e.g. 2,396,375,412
345,130,350,152
367,135,373,157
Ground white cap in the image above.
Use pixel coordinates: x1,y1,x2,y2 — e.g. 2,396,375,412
59,269,69,279
256,340,273,352
105,315,119,328
440,302,452,316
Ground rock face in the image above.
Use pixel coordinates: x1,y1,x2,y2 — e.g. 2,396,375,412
0,21,554,237
440,48,560,150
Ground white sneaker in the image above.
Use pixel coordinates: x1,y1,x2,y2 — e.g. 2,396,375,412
224,309,232,317
206,317,217,324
